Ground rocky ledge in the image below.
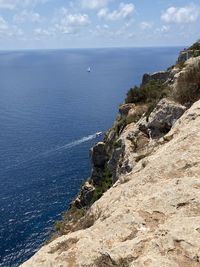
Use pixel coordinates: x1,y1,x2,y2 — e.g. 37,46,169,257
20,45,200,267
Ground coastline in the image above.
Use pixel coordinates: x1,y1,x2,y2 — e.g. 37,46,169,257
20,42,200,266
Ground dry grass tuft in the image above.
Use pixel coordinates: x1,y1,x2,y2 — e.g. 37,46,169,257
173,59,200,106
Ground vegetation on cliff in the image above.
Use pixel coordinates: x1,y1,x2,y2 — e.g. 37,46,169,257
173,59,200,106
53,41,200,241
21,41,200,267
125,80,169,116
189,41,200,57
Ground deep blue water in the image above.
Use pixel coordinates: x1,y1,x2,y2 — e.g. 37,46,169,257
0,47,181,266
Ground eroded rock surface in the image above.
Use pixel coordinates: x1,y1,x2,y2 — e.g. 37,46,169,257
91,142,107,169
119,103,136,117
20,98,200,267
142,71,170,86
139,98,186,138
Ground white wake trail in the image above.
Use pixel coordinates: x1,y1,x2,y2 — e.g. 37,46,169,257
6,133,99,170
42,133,97,156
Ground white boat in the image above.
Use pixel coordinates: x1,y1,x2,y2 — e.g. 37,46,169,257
87,67,91,72
96,132,103,137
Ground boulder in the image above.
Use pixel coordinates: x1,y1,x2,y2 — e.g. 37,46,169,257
177,50,195,63
119,103,135,117
139,98,186,138
91,142,107,168
142,71,170,86
74,182,95,208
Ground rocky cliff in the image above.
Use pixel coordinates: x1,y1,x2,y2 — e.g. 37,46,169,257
20,45,200,267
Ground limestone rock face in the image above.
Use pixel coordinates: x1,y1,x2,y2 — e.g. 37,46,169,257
139,98,186,138
126,105,148,124
73,182,95,208
91,142,107,168
108,121,150,183
177,50,194,63
119,103,135,117
142,71,170,86
20,99,200,267
73,142,108,208
177,49,200,64
109,98,186,182
105,129,116,145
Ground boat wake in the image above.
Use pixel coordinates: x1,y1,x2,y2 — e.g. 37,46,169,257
5,133,100,170
41,133,98,156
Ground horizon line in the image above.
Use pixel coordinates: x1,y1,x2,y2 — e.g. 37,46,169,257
0,45,186,52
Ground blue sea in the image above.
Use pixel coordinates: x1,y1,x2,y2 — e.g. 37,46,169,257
0,47,181,266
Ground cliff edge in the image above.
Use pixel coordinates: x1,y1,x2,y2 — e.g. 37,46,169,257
20,43,200,267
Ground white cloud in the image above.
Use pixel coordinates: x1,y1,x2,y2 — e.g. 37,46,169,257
0,15,24,37
92,20,134,39
13,10,41,23
98,3,135,21
8,25,24,36
34,28,52,38
128,32,135,38
0,1,15,9
93,23,110,34
140,21,152,30
161,5,200,24
103,24,109,29
155,25,170,34
81,0,109,10
32,7,91,39
0,0,48,10
53,8,90,34
161,25,169,32
58,14,90,33
0,16,8,31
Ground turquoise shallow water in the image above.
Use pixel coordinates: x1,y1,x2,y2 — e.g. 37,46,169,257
0,47,181,266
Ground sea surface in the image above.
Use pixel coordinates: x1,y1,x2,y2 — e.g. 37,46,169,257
0,47,182,266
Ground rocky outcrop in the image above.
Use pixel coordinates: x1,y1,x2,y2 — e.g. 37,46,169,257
139,98,186,138
107,98,186,182
119,103,135,117
73,182,95,208
20,97,200,267
108,122,149,183
126,104,148,124
20,44,200,267
91,142,107,169
142,71,170,86
177,50,194,63
178,50,200,64
177,42,200,64
73,142,108,208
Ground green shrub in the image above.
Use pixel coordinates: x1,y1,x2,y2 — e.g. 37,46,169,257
189,42,200,51
125,80,170,116
173,59,200,106
176,61,186,70
53,205,87,236
194,50,200,58
125,85,144,104
54,221,62,231
91,167,112,203
125,80,169,105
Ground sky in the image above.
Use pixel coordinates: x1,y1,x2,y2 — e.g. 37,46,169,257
0,0,199,49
